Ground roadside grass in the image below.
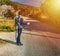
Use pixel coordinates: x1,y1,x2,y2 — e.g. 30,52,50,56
0,19,15,32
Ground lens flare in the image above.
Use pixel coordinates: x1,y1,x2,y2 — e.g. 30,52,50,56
53,0,60,9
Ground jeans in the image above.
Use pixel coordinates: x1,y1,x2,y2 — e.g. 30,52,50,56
16,28,22,44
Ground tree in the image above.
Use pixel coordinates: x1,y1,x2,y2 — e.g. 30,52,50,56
6,9,15,19
0,0,11,5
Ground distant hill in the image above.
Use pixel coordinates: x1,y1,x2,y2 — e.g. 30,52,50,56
0,0,60,29
10,2,60,29
10,1,41,17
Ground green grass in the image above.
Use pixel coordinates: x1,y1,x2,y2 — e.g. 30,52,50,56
0,19,15,32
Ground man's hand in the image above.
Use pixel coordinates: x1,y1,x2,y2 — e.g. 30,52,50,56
27,22,30,25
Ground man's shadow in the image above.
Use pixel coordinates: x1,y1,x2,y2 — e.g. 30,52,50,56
0,38,16,45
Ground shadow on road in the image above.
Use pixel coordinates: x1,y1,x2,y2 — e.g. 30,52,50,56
0,38,16,45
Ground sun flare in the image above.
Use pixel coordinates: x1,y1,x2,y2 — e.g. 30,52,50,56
53,0,60,9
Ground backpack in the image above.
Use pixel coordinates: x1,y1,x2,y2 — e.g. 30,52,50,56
15,16,23,26
20,18,23,25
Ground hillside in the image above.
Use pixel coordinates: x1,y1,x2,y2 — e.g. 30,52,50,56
0,0,60,29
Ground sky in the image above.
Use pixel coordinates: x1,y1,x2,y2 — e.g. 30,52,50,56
11,0,45,7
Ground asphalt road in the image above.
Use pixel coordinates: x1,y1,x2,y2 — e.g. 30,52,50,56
23,33,59,56
0,19,60,56
23,20,60,56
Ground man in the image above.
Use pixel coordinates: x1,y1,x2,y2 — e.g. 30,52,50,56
15,11,23,45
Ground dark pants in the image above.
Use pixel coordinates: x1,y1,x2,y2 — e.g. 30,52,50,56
16,28,22,44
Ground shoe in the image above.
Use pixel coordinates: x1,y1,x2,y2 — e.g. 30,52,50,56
16,42,23,46
20,43,23,45
16,43,20,45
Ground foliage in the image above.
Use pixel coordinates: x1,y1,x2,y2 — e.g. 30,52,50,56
0,0,11,5
6,9,15,19
0,19,15,32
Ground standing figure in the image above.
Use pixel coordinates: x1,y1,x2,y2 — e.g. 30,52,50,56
15,11,23,45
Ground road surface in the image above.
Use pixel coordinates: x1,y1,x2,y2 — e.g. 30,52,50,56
0,19,60,56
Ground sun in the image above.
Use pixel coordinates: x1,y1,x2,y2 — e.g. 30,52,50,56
53,0,60,9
